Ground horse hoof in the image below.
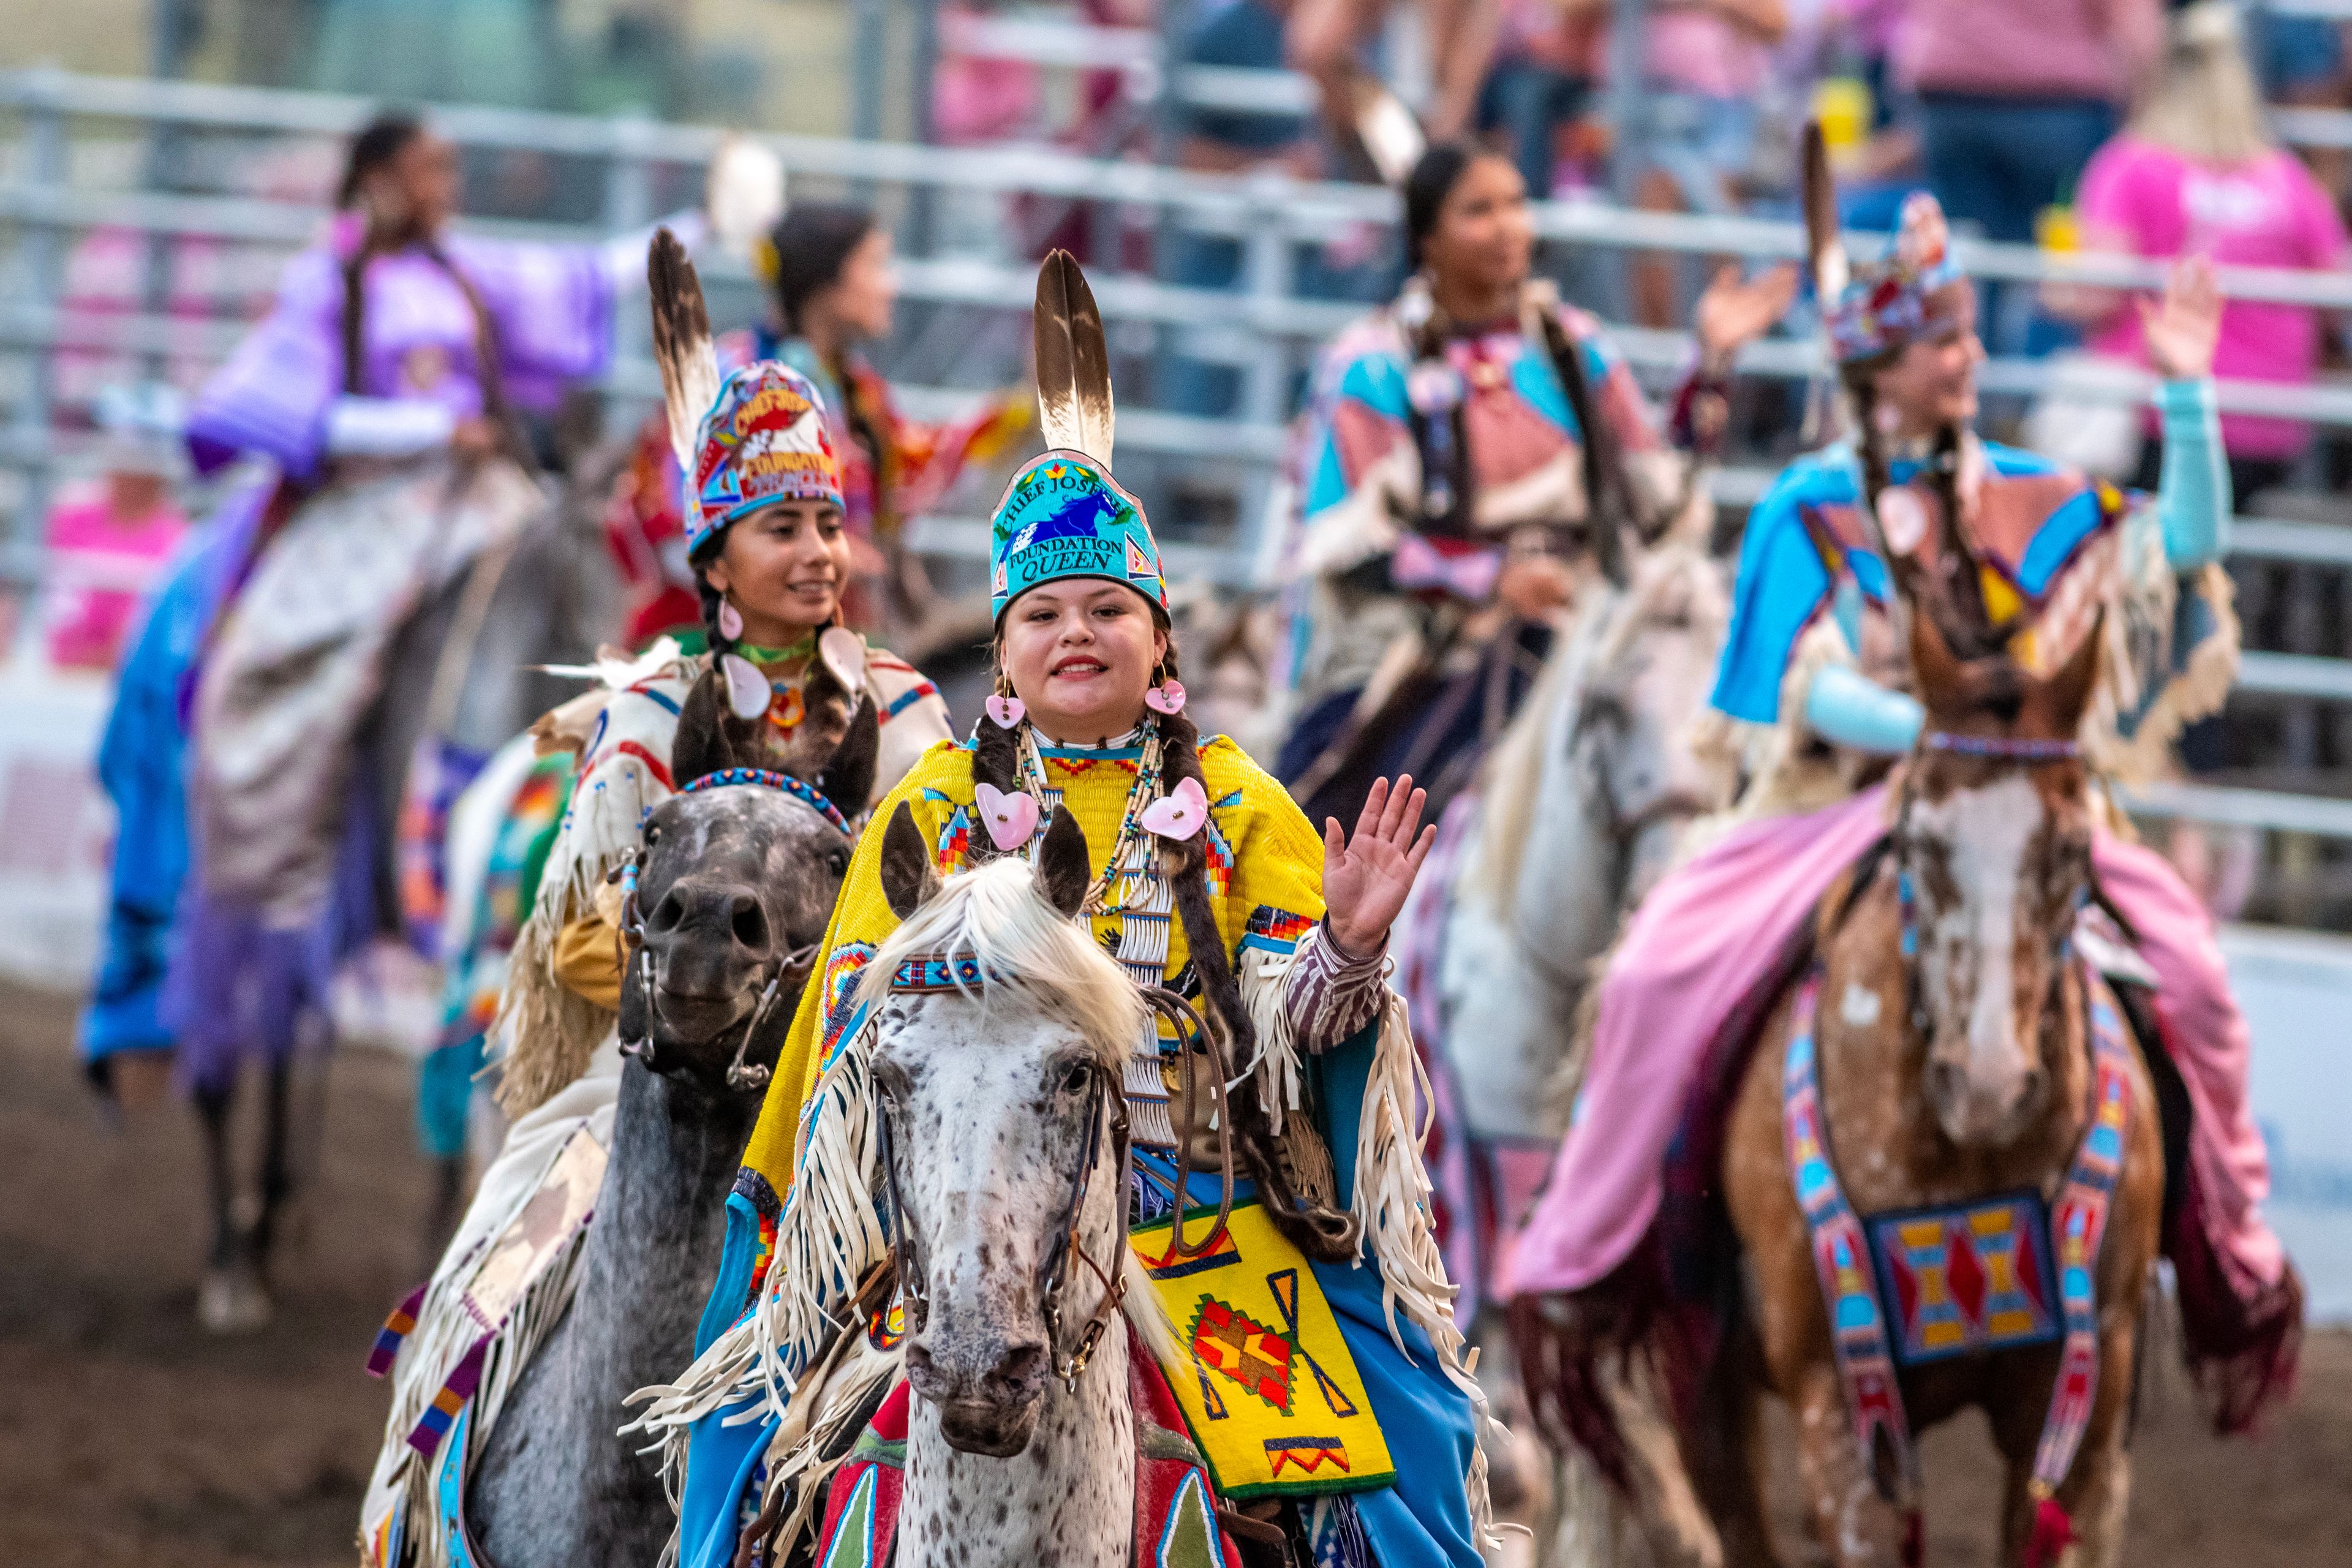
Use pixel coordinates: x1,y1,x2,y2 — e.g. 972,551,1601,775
198,1268,273,1334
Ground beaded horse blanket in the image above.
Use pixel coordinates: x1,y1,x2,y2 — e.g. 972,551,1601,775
812,1325,1242,1568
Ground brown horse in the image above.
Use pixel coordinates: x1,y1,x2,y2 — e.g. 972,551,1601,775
1521,588,2173,1568
1706,600,2167,1567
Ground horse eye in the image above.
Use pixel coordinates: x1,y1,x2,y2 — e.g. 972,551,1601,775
827,847,850,877
1058,1061,1093,1095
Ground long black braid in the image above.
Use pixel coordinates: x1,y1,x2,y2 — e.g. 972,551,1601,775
336,112,528,469
970,622,1359,1261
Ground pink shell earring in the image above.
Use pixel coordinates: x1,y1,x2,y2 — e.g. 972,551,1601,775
1144,680,1186,716
818,625,865,692
973,782,1041,851
716,598,744,641
985,694,1026,729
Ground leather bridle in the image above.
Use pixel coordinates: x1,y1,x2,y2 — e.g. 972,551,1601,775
615,768,849,1095
872,967,1237,1396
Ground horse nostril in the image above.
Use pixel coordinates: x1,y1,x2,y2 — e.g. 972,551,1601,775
729,895,769,952
648,891,685,935
1925,1060,1963,1111
990,1343,1047,1393
2016,1067,2048,1112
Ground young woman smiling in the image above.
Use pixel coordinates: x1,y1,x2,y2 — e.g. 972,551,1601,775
662,254,1502,1568
496,357,952,1115
1511,178,2301,1440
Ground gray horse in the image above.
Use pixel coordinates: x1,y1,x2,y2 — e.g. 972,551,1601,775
459,665,876,1568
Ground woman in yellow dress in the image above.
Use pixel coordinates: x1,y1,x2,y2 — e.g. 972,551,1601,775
653,254,1494,1568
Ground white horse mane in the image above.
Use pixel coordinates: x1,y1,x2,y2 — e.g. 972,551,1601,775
1466,541,1728,920
855,856,1147,1065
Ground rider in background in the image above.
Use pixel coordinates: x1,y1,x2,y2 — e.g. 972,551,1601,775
660,253,1494,1568
162,111,696,1106
1274,141,1793,827
492,360,955,1121
758,202,1030,636
1511,187,2301,1430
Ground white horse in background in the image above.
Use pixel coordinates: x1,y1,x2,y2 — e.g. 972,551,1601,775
1438,537,1733,1183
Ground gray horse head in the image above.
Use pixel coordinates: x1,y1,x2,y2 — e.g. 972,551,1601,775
866,804,1144,1457
617,659,876,1087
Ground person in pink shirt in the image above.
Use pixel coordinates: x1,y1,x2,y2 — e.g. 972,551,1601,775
43,384,190,672
2066,2,2350,500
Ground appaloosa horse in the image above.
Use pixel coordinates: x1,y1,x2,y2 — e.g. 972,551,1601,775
365,660,876,1568
859,805,1167,1568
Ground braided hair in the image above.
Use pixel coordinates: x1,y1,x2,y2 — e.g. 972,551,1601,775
968,607,1358,1261
334,112,524,464
1842,356,1993,653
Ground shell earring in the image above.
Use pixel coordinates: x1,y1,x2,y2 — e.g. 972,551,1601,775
716,598,744,641
1144,677,1186,715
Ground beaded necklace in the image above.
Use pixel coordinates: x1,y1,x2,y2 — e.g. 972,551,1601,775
1015,715,1166,918
736,633,816,667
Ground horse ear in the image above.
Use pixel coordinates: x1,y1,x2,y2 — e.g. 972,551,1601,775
1035,805,1091,920
813,695,880,816
880,801,941,921
2030,607,2105,735
672,663,749,786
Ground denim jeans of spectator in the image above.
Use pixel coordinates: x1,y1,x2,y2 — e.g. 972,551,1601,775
1164,229,1245,418
1161,229,1394,419
1919,93,2114,355
1476,61,1591,198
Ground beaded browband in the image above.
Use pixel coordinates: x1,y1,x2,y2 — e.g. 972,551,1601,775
678,767,855,837
1921,733,2081,762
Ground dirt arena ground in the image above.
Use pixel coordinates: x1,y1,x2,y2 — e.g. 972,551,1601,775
1,977,2346,1568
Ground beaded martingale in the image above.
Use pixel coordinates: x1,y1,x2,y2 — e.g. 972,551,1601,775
1921,732,2081,762
677,767,855,837
1783,962,2136,1564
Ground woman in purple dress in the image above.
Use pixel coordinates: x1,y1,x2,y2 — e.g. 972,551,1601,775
165,112,706,1329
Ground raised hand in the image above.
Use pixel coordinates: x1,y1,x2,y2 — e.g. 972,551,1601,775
1321,775,1437,956
1694,262,1801,373
2139,255,2222,383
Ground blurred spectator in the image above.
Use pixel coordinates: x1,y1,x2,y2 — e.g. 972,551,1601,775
2061,1,2348,501
1289,0,1506,145
1905,0,2163,351
1575,0,1791,327
1170,0,1392,416
1475,0,1598,198
43,384,189,673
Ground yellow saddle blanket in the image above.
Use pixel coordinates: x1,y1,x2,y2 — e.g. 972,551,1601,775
1126,1200,1396,1499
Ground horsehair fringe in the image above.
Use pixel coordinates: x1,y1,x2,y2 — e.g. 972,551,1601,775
1032,248,1115,466
626,1023,890,1487
363,1093,611,1568
649,228,721,470
496,646,695,1117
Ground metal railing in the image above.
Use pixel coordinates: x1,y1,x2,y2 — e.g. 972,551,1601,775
3,67,2350,850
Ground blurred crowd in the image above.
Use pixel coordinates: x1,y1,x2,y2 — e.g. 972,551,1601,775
24,1,2352,666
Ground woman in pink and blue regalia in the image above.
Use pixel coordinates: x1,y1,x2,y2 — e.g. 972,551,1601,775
1275,141,1795,828
1509,189,2301,1438
157,111,708,1313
